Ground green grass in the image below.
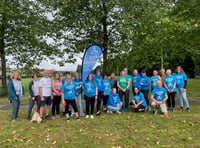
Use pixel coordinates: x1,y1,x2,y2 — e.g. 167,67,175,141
0,78,200,105
0,106,199,147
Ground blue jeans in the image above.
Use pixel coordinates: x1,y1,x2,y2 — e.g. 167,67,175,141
12,99,20,120
176,88,190,108
71,94,85,116
107,102,123,112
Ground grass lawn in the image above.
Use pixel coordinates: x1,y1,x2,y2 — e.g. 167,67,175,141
0,105,199,147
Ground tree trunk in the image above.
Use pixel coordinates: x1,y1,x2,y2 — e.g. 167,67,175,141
102,0,108,74
0,14,7,95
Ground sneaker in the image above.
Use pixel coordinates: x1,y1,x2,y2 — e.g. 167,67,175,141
103,108,107,112
148,106,151,112
116,111,121,114
51,116,56,120
124,108,128,112
180,107,184,111
107,110,110,114
110,110,113,114
66,118,70,122
86,115,90,119
45,116,51,120
96,111,101,116
56,115,60,118
152,110,157,116
119,107,123,112
12,119,16,122
76,117,80,121
70,114,75,117
186,108,190,112
90,115,94,119
171,108,175,112
27,117,31,120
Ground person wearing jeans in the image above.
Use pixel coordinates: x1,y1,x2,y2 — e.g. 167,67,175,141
71,73,84,117
27,74,41,120
174,66,190,112
164,69,176,112
8,72,24,122
83,74,98,119
140,70,150,111
117,71,130,112
102,74,111,111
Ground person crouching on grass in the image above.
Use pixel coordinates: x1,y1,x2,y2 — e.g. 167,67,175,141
107,88,122,114
130,87,147,112
102,74,111,112
61,75,80,122
151,80,168,117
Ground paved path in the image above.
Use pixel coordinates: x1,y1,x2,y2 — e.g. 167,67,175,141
0,100,200,110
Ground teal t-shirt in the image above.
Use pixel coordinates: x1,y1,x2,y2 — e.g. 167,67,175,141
164,75,176,92
84,80,97,97
151,76,160,89
132,92,147,107
61,82,76,100
151,87,167,101
174,73,187,88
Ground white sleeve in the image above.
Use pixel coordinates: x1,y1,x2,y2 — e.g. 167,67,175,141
39,78,43,88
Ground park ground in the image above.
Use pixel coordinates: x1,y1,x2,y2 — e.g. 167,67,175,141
0,78,199,147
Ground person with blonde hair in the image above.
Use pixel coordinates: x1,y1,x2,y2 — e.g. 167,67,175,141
8,72,24,122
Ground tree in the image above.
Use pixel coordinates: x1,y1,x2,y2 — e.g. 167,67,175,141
0,0,60,95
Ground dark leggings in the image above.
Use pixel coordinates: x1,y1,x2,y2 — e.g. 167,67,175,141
85,95,95,115
119,90,129,109
52,95,61,116
65,99,78,114
141,89,149,106
167,92,176,108
103,95,109,106
96,91,103,112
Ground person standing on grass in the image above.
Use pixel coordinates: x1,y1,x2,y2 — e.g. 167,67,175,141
8,72,24,122
83,74,98,119
94,70,104,116
132,69,141,91
51,72,62,120
151,80,168,117
71,72,85,117
39,70,52,120
131,87,147,112
107,88,122,114
27,74,41,120
110,73,118,91
174,66,190,112
102,74,111,111
151,70,161,91
160,69,166,87
124,68,132,102
61,75,80,122
140,70,151,111
164,69,177,112
117,71,130,112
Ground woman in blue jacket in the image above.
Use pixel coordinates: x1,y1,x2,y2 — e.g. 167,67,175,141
131,87,147,112
8,72,24,122
107,88,122,114
140,70,150,111
174,66,190,112
102,74,111,111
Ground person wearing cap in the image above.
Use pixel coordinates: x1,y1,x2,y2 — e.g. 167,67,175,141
151,70,161,91
132,69,141,91
140,70,151,111
151,80,168,116
62,71,71,84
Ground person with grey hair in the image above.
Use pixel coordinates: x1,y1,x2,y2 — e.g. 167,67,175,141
164,69,176,112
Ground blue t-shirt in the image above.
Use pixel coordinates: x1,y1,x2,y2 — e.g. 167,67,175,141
126,74,132,90
132,74,141,90
73,79,82,94
61,78,66,85
84,80,97,97
151,87,167,101
132,92,147,107
151,76,160,89
94,75,104,92
103,80,111,95
61,82,76,100
164,75,176,92
174,73,187,88
140,75,150,90
107,92,121,107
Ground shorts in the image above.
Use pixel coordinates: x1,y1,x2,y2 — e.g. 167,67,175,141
41,96,51,107
152,101,167,113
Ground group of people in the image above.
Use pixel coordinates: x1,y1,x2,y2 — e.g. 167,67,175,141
7,66,190,122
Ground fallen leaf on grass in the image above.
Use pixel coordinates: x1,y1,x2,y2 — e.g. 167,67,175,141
74,137,79,140
156,141,160,145
182,129,186,132
12,130,16,134
65,140,70,144
52,141,56,145
93,141,97,144
188,137,193,141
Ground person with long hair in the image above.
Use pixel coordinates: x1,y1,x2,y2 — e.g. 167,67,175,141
164,69,176,112
61,75,80,122
102,74,111,111
27,74,40,120
83,74,98,119
132,69,141,91
51,72,62,120
131,87,147,112
117,71,130,112
8,72,24,122
174,66,190,112
151,70,161,91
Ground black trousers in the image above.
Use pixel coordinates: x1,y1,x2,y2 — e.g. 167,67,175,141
103,95,109,106
85,95,95,115
134,104,145,112
167,92,176,108
96,91,103,112
27,96,40,118
65,99,78,114
52,95,61,116
119,90,129,109
141,89,149,106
